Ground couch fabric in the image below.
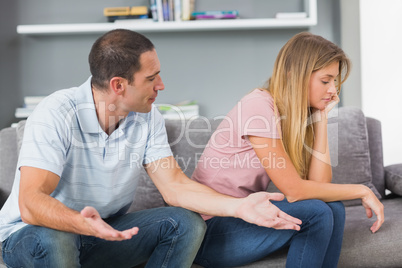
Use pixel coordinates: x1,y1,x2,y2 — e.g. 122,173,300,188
1,107,402,267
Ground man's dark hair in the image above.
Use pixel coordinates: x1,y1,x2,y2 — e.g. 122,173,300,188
89,29,155,91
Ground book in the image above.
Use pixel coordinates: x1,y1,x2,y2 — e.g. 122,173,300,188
156,100,199,120
104,7,131,16
15,107,35,118
113,19,153,24
15,96,46,118
181,0,195,20
131,6,148,15
104,6,149,22
168,0,174,21
174,0,182,21
195,14,237,20
107,15,149,23
24,96,46,106
149,0,158,21
162,0,169,21
156,0,164,22
192,10,239,16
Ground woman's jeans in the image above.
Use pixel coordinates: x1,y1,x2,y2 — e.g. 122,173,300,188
195,199,345,268
2,207,206,268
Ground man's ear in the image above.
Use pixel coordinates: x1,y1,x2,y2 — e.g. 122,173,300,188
110,77,125,95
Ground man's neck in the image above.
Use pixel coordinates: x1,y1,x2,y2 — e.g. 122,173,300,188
91,87,126,135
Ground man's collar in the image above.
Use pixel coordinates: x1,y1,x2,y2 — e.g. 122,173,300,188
74,77,103,134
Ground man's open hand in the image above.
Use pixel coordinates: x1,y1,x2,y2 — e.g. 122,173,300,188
235,192,302,230
81,206,139,241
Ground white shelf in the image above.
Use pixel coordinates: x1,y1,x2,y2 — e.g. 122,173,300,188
16,0,317,35
17,17,317,35
17,18,316,35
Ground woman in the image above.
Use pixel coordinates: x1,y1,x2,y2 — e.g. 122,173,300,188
192,32,384,268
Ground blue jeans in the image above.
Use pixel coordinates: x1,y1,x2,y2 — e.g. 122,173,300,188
2,207,206,268
195,199,345,268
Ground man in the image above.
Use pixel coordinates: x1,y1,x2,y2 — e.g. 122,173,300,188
0,29,301,267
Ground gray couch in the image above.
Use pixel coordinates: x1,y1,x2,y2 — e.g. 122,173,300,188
1,106,402,267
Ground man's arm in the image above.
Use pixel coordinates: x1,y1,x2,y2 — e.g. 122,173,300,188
18,166,138,241
145,156,302,230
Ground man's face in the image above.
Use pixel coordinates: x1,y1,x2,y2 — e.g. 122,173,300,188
122,49,164,113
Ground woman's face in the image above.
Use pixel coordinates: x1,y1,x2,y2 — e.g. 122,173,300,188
308,62,339,110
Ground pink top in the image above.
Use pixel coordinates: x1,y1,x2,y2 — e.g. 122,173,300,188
192,89,281,220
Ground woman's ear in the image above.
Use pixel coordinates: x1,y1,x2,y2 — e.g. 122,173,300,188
110,77,125,95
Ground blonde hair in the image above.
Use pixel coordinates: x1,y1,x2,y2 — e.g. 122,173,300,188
265,32,351,179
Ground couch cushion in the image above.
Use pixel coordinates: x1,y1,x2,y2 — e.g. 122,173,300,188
128,118,222,213
0,127,18,208
366,117,385,198
338,197,402,267
165,118,222,178
128,168,166,212
385,164,402,196
327,107,381,206
16,120,26,156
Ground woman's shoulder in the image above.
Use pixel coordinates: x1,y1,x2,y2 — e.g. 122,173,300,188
240,88,276,110
242,88,274,102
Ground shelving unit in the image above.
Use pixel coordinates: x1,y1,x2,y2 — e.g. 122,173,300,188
16,0,317,35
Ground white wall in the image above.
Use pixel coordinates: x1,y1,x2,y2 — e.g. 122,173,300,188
342,0,402,166
340,0,361,108
360,0,402,166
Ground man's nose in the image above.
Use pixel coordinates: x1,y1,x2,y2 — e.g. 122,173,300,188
155,75,164,91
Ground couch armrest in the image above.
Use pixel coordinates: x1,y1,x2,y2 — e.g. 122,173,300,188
385,164,402,196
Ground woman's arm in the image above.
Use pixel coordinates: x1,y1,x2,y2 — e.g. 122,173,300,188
307,95,340,182
248,135,384,233
307,109,332,182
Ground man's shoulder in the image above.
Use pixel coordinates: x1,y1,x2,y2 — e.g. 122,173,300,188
40,87,78,109
26,86,81,132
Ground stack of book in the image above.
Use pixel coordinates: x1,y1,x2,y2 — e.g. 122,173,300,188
106,0,195,23
156,100,199,120
149,0,195,22
104,6,151,22
15,96,46,118
105,1,238,23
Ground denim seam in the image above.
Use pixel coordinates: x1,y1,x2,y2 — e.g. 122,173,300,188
161,217,180,268
297,220,310,268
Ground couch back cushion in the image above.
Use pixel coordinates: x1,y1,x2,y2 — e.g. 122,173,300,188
0,127,18,208
366,117,385,198
327,107,381,205
128,118,222,212
165,118,223,177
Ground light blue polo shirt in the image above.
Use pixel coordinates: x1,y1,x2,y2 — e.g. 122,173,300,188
0,77,172,241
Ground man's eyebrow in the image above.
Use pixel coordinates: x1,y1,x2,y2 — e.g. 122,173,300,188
146,71,160,79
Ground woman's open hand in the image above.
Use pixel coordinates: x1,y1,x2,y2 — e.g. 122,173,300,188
361,189,384,233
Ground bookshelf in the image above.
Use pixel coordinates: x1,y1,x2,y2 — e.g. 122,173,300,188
17,0,317,35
